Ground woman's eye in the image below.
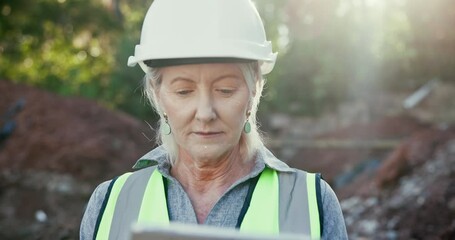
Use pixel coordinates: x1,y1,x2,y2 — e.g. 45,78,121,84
217,89,235,95
176,90,192,95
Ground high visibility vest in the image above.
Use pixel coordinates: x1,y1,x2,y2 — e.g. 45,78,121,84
93,167,323,240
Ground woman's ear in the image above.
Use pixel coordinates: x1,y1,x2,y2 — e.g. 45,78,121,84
154,88,161,104
251,86,257,98
247,97,254,112
150,85,164,114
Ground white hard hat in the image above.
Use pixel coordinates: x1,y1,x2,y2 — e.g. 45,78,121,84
127,0,277,74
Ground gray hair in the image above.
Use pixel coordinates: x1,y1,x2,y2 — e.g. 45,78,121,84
143,62,265,165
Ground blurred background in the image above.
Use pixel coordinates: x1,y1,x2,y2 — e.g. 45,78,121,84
1,0,454,239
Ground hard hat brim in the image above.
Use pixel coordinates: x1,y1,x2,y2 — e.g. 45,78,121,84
128,54,277,75
127,39,277,74
144,57,255,68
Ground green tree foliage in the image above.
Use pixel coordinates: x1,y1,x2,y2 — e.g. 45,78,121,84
258,0,455,116
0,0,156,120
258,0,356,115
405,0,455,84
1,0,119,92
1,0,454,119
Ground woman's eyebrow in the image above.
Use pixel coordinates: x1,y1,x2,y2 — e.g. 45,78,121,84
170,77,195,85
170,74,242,85
213,74,242,83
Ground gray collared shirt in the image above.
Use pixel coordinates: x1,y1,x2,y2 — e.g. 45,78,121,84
80,146,348,239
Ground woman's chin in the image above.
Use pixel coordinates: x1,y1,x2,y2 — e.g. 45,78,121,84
183,144,236,163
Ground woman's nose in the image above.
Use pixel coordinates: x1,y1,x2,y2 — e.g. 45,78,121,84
195,93,216,122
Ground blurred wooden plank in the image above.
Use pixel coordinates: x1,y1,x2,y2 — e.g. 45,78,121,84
266,139,402,149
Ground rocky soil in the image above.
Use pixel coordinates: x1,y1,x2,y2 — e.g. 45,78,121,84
0,80,153,239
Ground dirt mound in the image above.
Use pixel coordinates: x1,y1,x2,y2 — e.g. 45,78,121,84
286,112,455,239
287,115,429,185
341,135,455,239
317,115,429,140
0,80,153,239
375,127,454,188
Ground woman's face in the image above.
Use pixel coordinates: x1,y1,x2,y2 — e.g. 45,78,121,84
157,63,251,162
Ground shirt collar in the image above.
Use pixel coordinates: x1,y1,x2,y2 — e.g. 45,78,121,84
257,146,295,173
132,145,295,173
132,145,167,170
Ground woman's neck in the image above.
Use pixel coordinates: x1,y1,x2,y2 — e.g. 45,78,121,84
170,147,255,223
171,147,253,194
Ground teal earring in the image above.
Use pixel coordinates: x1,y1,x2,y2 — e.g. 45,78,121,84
244,111,251,134
162,113,171,135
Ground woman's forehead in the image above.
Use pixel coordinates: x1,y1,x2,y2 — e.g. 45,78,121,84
160,63,244,81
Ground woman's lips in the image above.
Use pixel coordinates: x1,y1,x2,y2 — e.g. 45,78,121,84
193,131,223,137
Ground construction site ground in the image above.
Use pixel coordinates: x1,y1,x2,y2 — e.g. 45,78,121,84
1,80,454,239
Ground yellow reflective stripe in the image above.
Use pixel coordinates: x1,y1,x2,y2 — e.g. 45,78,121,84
138,169,170,225
96,172,133,240
306,173,320,239
240,168,279,235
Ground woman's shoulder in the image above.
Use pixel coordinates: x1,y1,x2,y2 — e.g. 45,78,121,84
92,180,111,201
80,166,158,239
80,180,111,240
281,169,339,212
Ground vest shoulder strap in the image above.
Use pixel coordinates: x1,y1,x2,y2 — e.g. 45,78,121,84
94,167,157,240
94,172,133,240
306,172,321,238
315,173,324,235
93,176,118,240
240,167,280,234
278,170,323,238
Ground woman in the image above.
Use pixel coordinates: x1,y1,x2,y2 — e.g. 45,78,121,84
80,0,347,239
